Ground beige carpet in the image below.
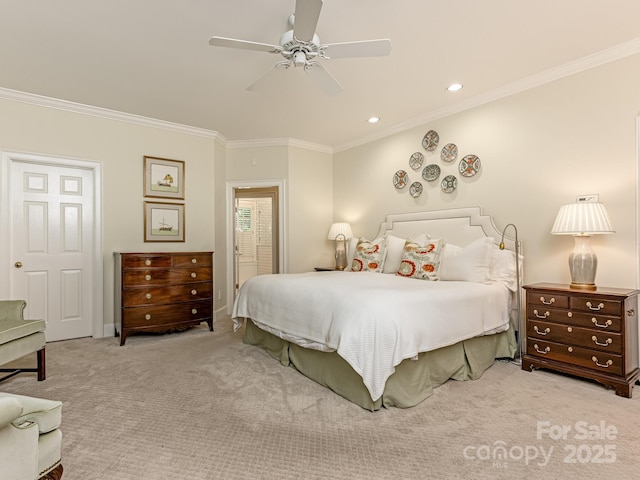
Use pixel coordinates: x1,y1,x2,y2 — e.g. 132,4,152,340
2,317,640,479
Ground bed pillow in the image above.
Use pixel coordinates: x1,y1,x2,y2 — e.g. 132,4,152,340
396,238,444,280
351,237,387,273
489,246,523,292
345,237,359,271
439,237,494,283
382,235,409,274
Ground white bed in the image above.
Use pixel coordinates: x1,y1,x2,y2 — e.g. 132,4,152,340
232,207,521,410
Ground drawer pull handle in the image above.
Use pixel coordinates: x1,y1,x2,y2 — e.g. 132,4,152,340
191,308,198,314
628,309,635,317
191,289,197,295
591,336,612,347
592,318,612,328
533,309,549,319
145,274,151,281
191,272,197,278
586,302,605,311
145,259,151,266
533,326,550,336
145,293,152,300
540,296,555,305
191,258,197,264
533,344,550,354
591,356,613,368
145,314,151,320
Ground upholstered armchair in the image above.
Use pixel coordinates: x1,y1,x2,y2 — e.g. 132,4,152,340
0,392,63,479
0,300,46,382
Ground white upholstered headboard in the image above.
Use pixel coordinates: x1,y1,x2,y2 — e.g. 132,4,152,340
376,206,520,253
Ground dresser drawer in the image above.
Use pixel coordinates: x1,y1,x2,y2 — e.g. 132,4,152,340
123,267,213,286
172,253,212,268
526,319,622,354
122,282,213,306
122,299,213,328
564,311,621,332
527,291,569,309
527,338,623,376
569,296,622,316
122,254,172,269
526,305,568,323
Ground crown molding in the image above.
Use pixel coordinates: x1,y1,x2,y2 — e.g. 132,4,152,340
0,86,226,143
334,38,640,153
227,137,333,154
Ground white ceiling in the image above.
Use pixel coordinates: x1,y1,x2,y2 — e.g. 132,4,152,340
2,0,640,150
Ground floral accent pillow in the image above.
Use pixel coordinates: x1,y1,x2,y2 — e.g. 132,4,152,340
351,237,387,273
396,239,445,280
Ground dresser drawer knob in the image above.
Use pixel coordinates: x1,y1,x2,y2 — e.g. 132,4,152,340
591,336,613,347
145,314,151,320
191,258,197,264
533,344,550,354
567,327,572,332
145,274,151,281
533,310,550,319
191,272,197,278
145,259,151,266
191,289,197,295
591,356,613,368
146,293,152,300
567,347,573,353
533,326,550,336
191,308,198,315
540,296,555,305
592,318,612,328
586,302,605,311
628,308,636,317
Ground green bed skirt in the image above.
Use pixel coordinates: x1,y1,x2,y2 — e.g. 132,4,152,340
242,318,517,411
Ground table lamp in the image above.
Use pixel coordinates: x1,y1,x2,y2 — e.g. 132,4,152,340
327,223,353,270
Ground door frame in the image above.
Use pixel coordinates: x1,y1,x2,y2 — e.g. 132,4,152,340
0,150,104,338
226,179,286,314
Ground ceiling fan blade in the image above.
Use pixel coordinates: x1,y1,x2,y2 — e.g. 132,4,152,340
246,64,288,92
209,36,280,54
305,62,343,96
323,39,392,58
293,0,323,42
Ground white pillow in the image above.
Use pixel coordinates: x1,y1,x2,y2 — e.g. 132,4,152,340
383,235,409,274
489,247,523,292
439,237,494,283
345,237,359,271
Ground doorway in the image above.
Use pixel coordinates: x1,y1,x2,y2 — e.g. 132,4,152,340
0,151,103,341
233,187,279,294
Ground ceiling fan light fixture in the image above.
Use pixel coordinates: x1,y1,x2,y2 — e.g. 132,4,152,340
293,50,307,67
447,83,463,92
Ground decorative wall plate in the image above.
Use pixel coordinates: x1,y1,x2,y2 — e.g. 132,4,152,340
441,175,458,193
459,154,481,177
393,170,408,189
441,143,458,162
422,130,439,151
409,182,423,198
422,164,441,181
409,152,424,170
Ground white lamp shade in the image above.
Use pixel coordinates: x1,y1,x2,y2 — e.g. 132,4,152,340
327,222,353,240
551,202,615,236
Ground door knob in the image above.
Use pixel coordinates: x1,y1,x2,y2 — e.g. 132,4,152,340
14,261,23,268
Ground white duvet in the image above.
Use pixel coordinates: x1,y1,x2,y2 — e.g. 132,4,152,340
232,271,511,401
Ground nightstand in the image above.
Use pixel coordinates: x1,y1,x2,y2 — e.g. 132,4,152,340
314,267,339,271
522,283,640,397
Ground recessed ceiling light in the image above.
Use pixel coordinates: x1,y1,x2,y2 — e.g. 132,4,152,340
447,83,463,92
367,117,380,124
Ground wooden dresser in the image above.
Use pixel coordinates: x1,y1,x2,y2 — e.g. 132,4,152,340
114,251,214,345
522,283,639,397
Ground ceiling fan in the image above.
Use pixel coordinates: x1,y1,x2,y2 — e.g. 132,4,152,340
208,0,392,95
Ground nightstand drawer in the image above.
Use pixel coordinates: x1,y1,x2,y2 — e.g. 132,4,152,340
527,339,623,376
526,305,568,323
527,292,569,309
570,296,622,316
565,311,621,332
526,319,622,353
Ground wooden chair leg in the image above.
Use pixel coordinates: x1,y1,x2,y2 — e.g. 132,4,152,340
37,347,46,381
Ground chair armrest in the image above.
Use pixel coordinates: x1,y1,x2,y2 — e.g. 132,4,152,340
0,397,23,429
0,300,27,323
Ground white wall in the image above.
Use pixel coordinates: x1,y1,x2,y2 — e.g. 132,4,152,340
334,54,640,289
0,97,218,335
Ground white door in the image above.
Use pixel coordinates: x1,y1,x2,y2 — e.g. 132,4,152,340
9,159,94,341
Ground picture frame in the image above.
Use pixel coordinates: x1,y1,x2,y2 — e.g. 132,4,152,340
143,156,185,199
144,201,185,242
